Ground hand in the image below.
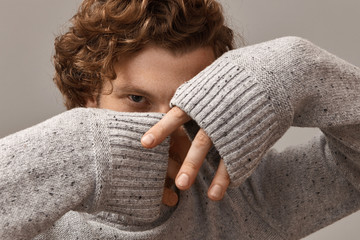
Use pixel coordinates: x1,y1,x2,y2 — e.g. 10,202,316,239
141,107,230,201
162,126,190,206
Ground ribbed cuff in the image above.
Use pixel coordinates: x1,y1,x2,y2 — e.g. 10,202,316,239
171,59,284,187
92,109,169,224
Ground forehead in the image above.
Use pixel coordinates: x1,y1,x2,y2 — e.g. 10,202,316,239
112,45,215,89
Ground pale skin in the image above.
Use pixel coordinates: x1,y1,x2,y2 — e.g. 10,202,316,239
87,45,230,206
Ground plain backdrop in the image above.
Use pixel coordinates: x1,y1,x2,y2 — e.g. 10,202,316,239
0,0,359,239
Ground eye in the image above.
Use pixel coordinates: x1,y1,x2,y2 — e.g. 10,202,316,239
125,94,151,111
129,95,144,103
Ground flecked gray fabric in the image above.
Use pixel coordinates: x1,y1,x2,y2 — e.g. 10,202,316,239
1,36,360,239
0,109,170,239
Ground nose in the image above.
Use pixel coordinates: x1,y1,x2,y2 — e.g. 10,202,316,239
156,104,172,114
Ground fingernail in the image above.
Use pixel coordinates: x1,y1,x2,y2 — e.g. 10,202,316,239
177,173,190,188
209,184,223,200
142,134,154,146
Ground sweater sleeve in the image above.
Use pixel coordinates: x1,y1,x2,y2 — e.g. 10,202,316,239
0,108,169,240
170,36,360,188
170,36,360,237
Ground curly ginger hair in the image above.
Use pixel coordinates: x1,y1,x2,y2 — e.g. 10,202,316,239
53,0,235,109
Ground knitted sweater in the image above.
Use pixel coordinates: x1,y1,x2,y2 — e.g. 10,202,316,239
1,36,359,240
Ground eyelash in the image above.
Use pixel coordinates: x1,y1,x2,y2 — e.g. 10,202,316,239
129,95,144,103
127,95,151,110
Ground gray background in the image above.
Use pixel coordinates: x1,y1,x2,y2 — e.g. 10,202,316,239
0,0,359,239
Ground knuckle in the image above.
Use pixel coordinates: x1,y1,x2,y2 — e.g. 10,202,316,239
223,172,230,184
183,160,199,172
216,162,230,185
214,174,230,188
157,123,166,136
153,121,167,139
194,131,211,148
171,107,186,120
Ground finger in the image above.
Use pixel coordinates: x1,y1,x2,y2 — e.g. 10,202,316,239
162,187,179,207
207,159,230,201
141,107,190,148
167,157,181,180
171,125,189,138
175,129,212,190
164,176,174,189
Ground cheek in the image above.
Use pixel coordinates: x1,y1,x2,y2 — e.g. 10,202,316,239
98,95,124,112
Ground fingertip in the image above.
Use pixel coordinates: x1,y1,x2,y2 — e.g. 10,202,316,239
141,133,155,148
208,159,230,201
176,173,190,190
162,188,179,207
168,191,179,206
208,184,224,201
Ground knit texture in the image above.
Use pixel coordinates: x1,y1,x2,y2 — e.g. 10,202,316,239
1,36,360,240
0,108,169,239
171,36,360,189
99,110,169,224
170,59,285,187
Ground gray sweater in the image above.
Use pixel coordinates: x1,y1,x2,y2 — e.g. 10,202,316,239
1,37,359,240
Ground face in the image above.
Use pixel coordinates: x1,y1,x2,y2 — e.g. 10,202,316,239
87,45,215,165
90,45,215,113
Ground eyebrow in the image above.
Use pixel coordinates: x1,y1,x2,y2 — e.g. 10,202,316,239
113,84,155,99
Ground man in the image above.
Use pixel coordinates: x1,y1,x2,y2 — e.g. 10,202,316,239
1,0,359,239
